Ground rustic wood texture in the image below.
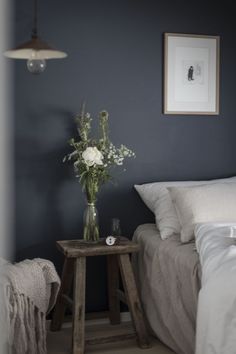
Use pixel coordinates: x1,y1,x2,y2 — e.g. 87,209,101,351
107,255,121,325
51,258,74,331
85,321,136,345
56,238,139,258
118,254,150,349
72,257,86,354
52,238,151,354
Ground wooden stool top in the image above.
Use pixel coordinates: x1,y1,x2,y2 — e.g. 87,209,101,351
56,237,139,258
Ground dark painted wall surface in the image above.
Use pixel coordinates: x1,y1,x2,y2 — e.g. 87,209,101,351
14,0,236,311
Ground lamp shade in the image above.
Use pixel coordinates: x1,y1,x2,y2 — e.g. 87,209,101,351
4,36,67,60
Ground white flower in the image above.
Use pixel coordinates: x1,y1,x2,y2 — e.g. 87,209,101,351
82,147,104,167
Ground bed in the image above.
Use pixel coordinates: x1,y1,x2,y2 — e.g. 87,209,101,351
133,223,201,354
133,176,236,354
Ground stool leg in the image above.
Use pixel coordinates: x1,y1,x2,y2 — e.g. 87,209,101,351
51,257,74,331
107,255,121,325
72,257,86,354
118,254,150,349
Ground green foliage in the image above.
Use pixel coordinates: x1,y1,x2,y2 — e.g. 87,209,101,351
64,106,135,203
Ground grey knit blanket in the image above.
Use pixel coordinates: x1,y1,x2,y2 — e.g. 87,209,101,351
0,258,60,354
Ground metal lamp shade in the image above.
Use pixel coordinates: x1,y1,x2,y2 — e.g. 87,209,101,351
4,36,67,60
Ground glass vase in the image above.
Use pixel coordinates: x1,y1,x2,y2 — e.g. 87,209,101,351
111,218,121,237
83,203,99,242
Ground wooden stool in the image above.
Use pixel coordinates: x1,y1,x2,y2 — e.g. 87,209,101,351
51,237,150,354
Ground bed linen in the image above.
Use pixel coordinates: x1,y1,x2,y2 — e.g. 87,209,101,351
195,223,236,354
132,224,201,354
168,182,236,243
134,176,236,240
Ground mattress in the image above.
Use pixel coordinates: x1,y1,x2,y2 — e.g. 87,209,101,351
132,224,201,354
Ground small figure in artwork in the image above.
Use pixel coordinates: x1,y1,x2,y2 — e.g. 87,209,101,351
188,66,194,81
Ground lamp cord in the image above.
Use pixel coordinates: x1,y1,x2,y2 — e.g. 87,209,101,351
32,0,38,38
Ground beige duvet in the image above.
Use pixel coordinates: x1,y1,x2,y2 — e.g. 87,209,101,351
132,224,201,354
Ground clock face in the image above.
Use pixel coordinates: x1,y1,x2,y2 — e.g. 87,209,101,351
106,236,116,246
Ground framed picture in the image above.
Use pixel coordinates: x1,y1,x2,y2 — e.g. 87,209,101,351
164,33,220,115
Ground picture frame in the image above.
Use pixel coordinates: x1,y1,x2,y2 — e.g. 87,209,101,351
164,33,220,115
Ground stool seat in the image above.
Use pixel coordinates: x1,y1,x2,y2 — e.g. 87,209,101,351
57,237,139,257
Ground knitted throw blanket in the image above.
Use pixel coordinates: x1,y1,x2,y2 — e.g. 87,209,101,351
0,258,60,354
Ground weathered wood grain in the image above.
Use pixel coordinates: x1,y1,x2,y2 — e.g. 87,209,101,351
52,238,150,354
107,255,121,325
118,254,150,349
56,238,139,258
72,257,86,354
85,321,136,345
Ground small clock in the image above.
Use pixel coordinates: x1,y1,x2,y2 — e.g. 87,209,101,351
105,236,116,246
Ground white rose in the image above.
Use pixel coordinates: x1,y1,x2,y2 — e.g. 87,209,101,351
82,147,104,167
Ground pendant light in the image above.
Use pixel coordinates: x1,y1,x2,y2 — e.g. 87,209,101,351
4,0,67,74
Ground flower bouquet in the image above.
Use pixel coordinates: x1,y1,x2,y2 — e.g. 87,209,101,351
64,105,135,241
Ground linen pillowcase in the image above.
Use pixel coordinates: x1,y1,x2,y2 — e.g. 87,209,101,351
168,183,236,243
134,176,236,240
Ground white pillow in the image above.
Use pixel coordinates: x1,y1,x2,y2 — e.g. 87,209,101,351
168,183,236,243
134,176,236,240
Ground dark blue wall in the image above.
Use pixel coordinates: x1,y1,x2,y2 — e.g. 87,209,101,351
14,0,236,311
